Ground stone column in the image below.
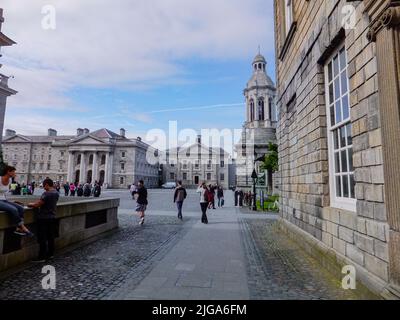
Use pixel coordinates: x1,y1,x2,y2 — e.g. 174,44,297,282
67,151,74,183
79,152,86,184
107,153,114,188
366,1,400,291
104,152,110,187
92,152,99,183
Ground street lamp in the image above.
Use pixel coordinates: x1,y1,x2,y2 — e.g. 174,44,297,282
251,169,258,211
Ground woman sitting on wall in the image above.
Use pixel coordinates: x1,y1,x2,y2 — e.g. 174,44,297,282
0,165,33,236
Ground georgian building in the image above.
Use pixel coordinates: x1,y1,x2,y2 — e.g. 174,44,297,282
235,53,277,190
275,0,400,298
1,128,160,188
162,135,231,189
0,8,17,144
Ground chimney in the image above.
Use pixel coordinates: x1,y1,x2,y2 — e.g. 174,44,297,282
120,128,126,137
48,128,57,136
77,128,84,136
197,135,201,144
83,128,90,135
0,9,4,31
5,129,16,137
137,136,142,142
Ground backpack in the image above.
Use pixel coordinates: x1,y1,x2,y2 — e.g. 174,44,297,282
204,189,210,202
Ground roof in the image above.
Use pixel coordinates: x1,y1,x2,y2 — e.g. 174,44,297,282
246,72,275,90
2,134,74,143
0,32,16,46
253,53,266,64
90,128,125,140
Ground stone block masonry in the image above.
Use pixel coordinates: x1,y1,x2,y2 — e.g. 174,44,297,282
274,0,393,298
0,197,119,272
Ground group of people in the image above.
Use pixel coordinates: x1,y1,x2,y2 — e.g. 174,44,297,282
8,181,37,196
0,166,60,263
128,180,226,226
63,182,102,198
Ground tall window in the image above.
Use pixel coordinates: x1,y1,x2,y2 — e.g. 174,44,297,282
325,45,355,210
220,173,225,181
250,99,255,122
258,99,265,121
207,173,211,180
183,173,187,180
285,0,294,36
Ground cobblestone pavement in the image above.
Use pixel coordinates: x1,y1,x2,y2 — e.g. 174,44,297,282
0,190,375,300
0,213,191,300
240,218,366,300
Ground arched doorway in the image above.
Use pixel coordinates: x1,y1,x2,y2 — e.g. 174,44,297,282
75,170,80,184
87,170,92,184
99,170,105,185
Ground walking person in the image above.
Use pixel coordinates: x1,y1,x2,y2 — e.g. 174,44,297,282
0,166,33,236
217,186,224,207
132,180,148,225
197,182,209,224
173,181,187,220
31,181,36,195
28,178,60,263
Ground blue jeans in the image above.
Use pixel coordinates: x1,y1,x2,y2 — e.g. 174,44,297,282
0,200,25,226
176,201,183,218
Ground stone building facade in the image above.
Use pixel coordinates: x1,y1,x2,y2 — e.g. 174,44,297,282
1,128,160,188
162,135,231,189
0,8,16,144
275,0,400,298
235,53,277,190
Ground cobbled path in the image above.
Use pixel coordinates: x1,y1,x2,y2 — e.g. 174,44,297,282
0,214,190,300
240,218,366,300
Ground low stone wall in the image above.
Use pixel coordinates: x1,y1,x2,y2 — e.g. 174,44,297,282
0,197,119,272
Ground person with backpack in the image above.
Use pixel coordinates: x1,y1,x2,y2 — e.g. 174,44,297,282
196,182,209,224
173,181,187,220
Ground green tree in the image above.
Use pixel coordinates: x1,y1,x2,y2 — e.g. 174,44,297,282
262,143,278,173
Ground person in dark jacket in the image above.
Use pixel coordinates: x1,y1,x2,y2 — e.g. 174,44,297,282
132,180,148,225
76,184,84,197
217,186,224,207
93,182,101,198
28,178,59,262
83,183,91,197
173,181,187,220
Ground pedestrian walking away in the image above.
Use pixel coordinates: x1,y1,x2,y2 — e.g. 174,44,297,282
173,181,187,220
197,182,209,224
0,165,34,237
28,178,60,263
132,180,148,225
217,186,224,207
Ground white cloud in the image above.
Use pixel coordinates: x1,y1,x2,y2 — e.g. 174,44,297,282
0,0,274,134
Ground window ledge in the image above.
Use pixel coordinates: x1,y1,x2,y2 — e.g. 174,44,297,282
279,22,297,61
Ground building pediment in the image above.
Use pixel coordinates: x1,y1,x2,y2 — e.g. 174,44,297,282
2,135,31,143
70,135,108,145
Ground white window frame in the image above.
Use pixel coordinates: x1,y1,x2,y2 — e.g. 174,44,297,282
324,44,356,212
285,0,294,36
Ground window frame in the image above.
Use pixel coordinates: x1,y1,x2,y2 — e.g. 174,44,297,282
285,0,294,36
324,44,356,212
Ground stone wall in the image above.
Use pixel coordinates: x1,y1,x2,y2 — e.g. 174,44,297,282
0,197,119,272
275,0,391,297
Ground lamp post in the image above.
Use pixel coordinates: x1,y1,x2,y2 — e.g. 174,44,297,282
251,169,258,211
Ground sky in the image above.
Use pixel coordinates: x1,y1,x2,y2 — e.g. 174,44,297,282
0,0,275,150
